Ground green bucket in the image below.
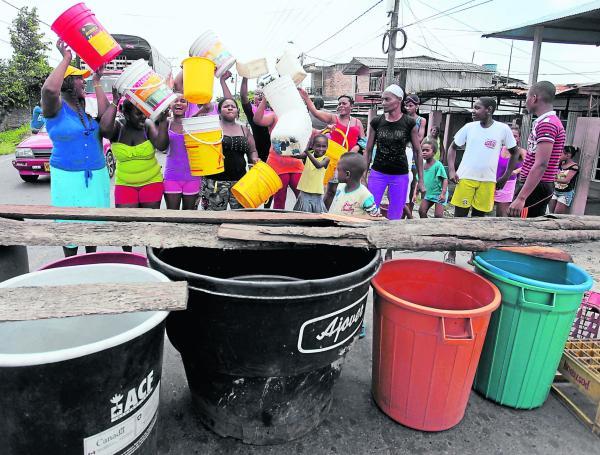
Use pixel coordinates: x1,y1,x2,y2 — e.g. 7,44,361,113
473,250,593,409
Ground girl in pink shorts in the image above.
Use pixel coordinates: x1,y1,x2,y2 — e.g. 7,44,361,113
164,94,201,210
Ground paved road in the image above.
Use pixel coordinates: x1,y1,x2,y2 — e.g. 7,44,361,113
1,152,598,454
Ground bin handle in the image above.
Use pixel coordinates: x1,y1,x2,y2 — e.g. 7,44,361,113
441,317,474,345
518,288,556,311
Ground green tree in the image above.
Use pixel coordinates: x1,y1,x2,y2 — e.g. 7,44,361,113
6,7,51,108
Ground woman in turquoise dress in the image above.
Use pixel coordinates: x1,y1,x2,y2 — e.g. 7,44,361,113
42,39,112,257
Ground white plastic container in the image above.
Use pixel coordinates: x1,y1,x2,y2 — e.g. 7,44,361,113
275,49,307,86
0,264,170,454
270,109,313,157
189,30,236,78
236,58,269,79
114,59,176,121
262,75,306,118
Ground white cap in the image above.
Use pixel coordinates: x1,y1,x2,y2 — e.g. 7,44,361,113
383,84,404,100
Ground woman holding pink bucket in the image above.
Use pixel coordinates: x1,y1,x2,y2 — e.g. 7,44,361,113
42,39,112,258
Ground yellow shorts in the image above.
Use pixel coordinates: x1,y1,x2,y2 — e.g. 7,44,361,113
450,179,496,212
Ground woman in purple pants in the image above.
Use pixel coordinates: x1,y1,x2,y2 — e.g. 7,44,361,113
364,84,424,220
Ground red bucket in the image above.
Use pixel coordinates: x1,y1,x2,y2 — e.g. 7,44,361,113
51,2,122,71
371,259,501,431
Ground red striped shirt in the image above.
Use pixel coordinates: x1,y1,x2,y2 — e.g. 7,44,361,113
520,111,565,183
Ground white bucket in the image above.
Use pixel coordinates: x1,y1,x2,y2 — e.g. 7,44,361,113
271,109,313,156
263,75,306,118
182,114,222,134
276,49,307,86
236,58,269,79
189,30,236,78
114,59,177,121
0,264,170,454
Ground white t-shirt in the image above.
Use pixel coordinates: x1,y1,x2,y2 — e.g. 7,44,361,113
454,121,516,182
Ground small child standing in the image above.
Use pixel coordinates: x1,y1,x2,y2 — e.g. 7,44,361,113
330,152,381,218
293,134,330,213
419,140,448,218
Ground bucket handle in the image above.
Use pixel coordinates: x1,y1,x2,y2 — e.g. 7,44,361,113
441,317,474,345
321,127,349,150
183,127,224,145
518,288,556,311
118,75,167,94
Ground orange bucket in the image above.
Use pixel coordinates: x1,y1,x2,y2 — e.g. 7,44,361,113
232,162,283,208
321,127,348,184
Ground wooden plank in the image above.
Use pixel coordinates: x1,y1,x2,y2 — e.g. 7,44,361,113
218,216,600,251
2,215,600,250
0,282,187,321
0,218,267,249
0,204,366,226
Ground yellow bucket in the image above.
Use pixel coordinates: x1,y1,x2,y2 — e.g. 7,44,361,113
182,57,215,105
232,161,283,208
322,127,348,184
183,116,224,176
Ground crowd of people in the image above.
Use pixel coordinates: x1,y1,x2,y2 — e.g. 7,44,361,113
41,39,579,258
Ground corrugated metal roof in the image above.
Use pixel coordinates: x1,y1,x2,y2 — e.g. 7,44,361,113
483,1,600,45
342,56,493,75
416,83,600,99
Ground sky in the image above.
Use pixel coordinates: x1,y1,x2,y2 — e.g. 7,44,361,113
0,0,599,92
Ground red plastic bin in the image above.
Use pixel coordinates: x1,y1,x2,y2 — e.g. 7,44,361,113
38,252,148,270
371,259,501,431
51,3,122,71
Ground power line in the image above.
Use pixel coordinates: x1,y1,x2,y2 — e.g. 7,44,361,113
420,2,596,82
0,0,51,27
306,0,384,53
403,0,491,29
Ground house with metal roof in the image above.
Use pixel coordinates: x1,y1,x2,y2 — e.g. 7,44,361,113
304,55,494,101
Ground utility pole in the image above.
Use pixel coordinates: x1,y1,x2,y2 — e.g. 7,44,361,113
385,0,400,87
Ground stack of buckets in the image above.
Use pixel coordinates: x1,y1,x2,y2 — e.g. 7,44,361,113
369,250,593,432
182,116,224,177
263,75,312,157
51,3,122,71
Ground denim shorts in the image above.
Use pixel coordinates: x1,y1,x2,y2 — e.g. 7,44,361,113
551,189,575,207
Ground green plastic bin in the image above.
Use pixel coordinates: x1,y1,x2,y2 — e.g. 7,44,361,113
473,249,593,409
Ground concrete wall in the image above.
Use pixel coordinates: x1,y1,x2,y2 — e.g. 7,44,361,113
0,107,30,132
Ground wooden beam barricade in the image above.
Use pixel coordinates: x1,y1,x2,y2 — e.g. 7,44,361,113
0,281,188,321
0,205,599,251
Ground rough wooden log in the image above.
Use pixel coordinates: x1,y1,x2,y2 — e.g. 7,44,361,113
218,215,600,251
0,282,188,321
1,214,599,251
0,204,371,226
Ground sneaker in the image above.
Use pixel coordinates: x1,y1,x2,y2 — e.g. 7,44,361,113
359,323,366,339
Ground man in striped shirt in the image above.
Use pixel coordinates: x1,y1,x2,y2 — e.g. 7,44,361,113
509,81,565,217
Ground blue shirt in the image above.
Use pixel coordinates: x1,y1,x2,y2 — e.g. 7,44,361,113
46,102,106,173
30,106,45,130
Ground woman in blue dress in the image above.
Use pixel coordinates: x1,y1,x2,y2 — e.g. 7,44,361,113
42,39,112,257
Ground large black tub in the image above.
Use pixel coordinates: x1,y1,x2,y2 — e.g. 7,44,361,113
147,245,381,444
